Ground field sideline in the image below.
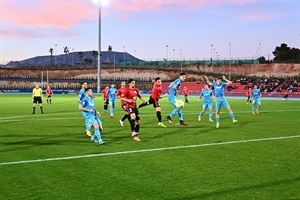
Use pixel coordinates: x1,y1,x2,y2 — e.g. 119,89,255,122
0,94,299,199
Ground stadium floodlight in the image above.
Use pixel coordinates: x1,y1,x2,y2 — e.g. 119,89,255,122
92,0,110,93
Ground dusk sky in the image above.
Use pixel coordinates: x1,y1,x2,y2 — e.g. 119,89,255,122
0,0,299,65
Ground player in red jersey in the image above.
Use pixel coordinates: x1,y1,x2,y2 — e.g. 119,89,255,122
138,77,168,128
46,85,53,104
246,87,252,104
121,79,146,142
102,85,109,112
116,80,130,126
183,86,189,103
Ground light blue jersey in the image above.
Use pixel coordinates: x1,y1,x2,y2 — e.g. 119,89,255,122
200,89,213,110
108,87,117,106
212,82,230,110
252,89,261,105
212,82,227,98
168,78,182,106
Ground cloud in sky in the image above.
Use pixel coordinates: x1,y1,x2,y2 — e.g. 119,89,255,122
1,0,265,39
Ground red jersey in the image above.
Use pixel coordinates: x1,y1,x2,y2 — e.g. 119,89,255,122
102,88,108,99
183,87,189,95
46,88,52,96
124,87,141,109
151,83,162,99
246,88,252,96
116,87,127,105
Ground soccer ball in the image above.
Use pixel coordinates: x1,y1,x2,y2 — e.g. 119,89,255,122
175,100,185,108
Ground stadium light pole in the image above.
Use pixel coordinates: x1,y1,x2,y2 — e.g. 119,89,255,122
166,45,168,61
229,43,231,79
93,0,109,93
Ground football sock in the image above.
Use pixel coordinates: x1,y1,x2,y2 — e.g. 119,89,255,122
156,111,162,122
252,106,255,112
229,112,235,120
138,102,148,108
94,127,102,141
110,108,114,115
104,105,108,111
216,116,220,123
134,124,140,133
170,108,179,118
130,119,135,132
200,111,204,116
121,114,128,121
209,111,212,119
178,109,183,121
85,118,90,132
257,105,261,111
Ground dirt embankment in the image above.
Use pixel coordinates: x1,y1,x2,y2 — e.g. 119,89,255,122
1,64,299,80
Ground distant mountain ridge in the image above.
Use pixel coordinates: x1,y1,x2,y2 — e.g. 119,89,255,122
5,51,141,67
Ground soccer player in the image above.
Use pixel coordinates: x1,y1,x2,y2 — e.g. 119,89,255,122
77,82,92,137
198,84,214,122
183,86,189,103
246,87,252,104
32,83,44,114
79,88,105,145
107,83,117,118
121,79,146,142
46,85,53,104
166,72,188,126
116,80,130,126
138,77,168,128
251,85,262,114
102,85,109,112
204,75,238,128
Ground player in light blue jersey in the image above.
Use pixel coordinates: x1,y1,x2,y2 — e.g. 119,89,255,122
107,83,118,118
198,84,214,122
166,73,188,126
80,88,105,145
77,82,92,137
251,85,262,114
204,75,238,128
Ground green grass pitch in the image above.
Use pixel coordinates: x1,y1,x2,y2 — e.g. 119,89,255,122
0,94,299,199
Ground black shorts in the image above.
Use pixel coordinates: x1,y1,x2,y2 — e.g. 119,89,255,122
127,107,140,121
148,96,160,108
104,99,109,105
121,104,127,112
33,97,42,104
47,95,52,98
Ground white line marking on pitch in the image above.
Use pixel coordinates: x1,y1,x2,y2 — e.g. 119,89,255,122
0,135,299,166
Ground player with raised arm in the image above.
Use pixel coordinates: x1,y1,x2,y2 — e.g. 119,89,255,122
166,73,188,126
107,83,117,118
204,75,238,128
117,81,130,126
198,84,214,122
121,79,146,142
138,77,168,128
251,85,262,114
79,88,105,145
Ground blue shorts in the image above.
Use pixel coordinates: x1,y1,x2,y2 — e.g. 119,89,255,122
202,102,212,110
252,98,261,105
168,95,176,107
215,97,230,110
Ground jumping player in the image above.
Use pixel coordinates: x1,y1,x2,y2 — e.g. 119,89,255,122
138,77,168,128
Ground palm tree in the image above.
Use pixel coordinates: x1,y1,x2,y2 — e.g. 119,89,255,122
63,46,69,65
49,48,54,66
92,50,98,67
78,52,84,66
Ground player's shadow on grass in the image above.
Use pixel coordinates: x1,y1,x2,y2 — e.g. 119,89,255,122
169,176,300,200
